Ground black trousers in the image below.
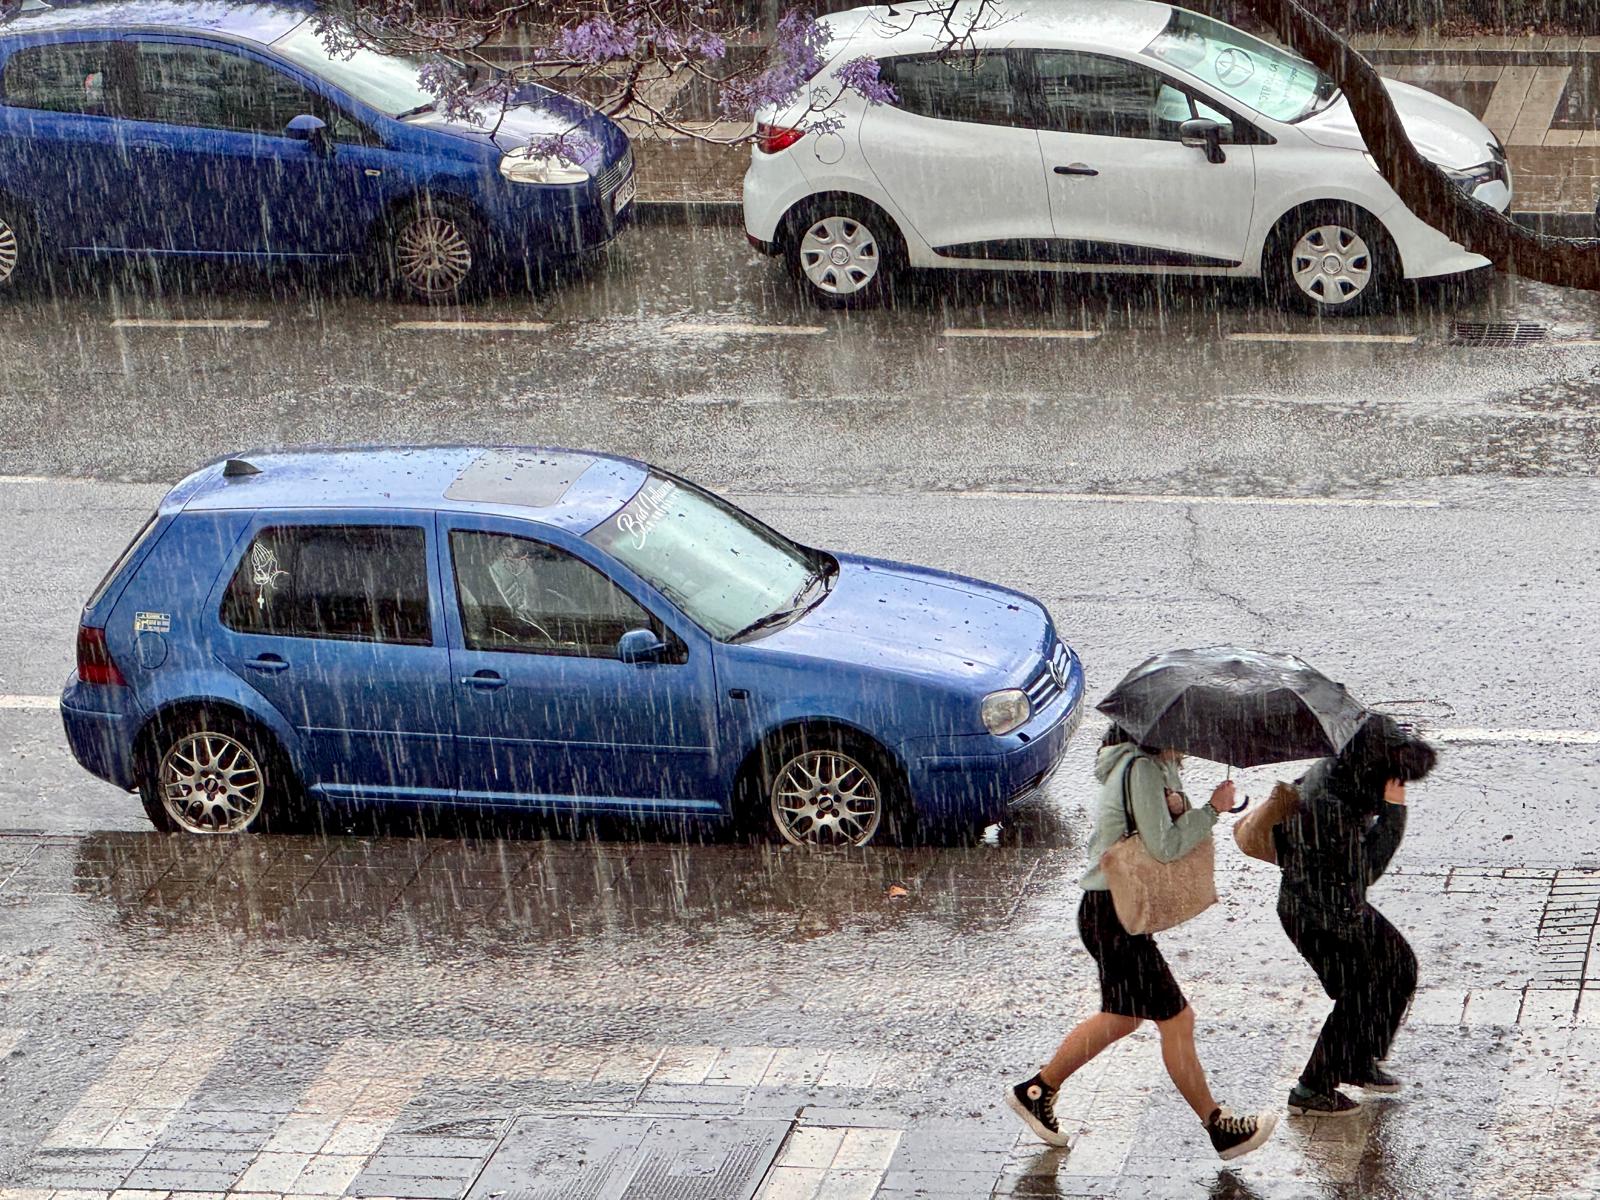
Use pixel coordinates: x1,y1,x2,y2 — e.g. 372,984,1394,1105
1278,901,1418,1093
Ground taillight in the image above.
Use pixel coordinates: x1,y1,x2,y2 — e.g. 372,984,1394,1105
756,122,805,155
77,625,126,687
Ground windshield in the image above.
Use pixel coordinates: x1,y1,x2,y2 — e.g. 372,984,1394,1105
586,476,818,641
271,21,440,117
1143,10,1334,123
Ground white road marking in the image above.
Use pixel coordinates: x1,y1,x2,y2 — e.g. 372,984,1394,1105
1435,728,1600,746
954,490,1441,509
942,327,1100,340
391,320,552,333
0,696,58,709
110,318,271,331
663,322,826,336
1227,332,1419,344
0,475,58,484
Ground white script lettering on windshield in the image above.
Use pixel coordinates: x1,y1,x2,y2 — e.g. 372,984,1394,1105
616,480,677,550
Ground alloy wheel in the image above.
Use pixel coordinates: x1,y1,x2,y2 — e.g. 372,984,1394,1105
0,217,19,286
799,216,880,297
159,731,266,834
1290,224,1372,306
771,749,882,847
395,214,473,298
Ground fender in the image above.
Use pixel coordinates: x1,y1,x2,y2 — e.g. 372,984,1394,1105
132,666,313,785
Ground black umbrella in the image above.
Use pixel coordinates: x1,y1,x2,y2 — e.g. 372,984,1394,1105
1096,647,1368,768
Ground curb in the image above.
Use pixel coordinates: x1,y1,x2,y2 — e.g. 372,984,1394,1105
1511,210,1594,237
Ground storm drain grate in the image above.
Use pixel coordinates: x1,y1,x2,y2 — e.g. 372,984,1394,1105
1451,320,1552,347
468,1115,790,1200
1531,871,1600,990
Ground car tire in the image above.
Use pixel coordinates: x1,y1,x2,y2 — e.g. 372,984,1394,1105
137,711,297,835
784,197,903,309
382,199,486,304
1265,203,1395,317
751,728,915,848
0,199,39,295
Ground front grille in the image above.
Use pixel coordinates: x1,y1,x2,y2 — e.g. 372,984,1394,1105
596,144,634,197
1025,641,1071,712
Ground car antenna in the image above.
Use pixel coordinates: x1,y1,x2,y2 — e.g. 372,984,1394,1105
222,458,262,478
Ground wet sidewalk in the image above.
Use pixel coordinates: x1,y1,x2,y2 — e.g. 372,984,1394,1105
1,828,1598,1199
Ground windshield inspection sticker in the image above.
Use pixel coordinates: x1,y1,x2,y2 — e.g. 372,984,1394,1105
616,479,677,550
134,611,171,633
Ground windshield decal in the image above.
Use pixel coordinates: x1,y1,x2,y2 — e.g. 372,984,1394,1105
615,479,676,550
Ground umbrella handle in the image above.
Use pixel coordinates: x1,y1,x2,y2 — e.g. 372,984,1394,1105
1229,795,1250,815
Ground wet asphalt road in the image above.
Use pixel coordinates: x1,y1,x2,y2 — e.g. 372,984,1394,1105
2,223,1600,1199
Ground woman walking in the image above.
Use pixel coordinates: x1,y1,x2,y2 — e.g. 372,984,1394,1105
1006,725,1279,1160
1276,714,1436,1116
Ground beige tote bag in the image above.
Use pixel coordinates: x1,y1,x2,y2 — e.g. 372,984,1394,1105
1099,756,1218,936
1233,780,1301,865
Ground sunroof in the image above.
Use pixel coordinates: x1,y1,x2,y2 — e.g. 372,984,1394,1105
445,450,596,507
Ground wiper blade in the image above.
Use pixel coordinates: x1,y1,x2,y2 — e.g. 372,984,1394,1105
729,567,830,642
394,100,438,120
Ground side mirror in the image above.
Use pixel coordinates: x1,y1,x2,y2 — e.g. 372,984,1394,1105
1179,117,1227,164
285,113,331,155
617,628,667,664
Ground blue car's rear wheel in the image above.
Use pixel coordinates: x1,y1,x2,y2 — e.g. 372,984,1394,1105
138,711,294,835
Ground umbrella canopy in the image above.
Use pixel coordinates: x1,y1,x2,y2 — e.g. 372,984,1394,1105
1096,647,1368,768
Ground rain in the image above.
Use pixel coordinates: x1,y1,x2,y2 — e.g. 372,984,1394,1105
1,0,1599,1197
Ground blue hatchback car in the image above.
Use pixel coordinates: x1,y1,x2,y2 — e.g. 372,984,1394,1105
0,2,635,300
62,447,1085,845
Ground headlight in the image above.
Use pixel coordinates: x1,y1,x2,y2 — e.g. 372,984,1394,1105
498,148,590,185
982,689,1031,736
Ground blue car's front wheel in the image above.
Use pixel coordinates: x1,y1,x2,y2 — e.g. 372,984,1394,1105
385,201,484,303
0,202,37,294
757,729,914,849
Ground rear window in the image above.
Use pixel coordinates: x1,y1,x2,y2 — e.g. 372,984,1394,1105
85,510,160,611
876,51,1029,127
3,41,121,116
220,524,432,645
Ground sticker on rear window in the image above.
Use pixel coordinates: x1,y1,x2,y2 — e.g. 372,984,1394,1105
134,611,171,633
250,542,289,609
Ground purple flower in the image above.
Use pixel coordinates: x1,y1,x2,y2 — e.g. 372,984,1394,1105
834,56,897,105
526,130,601,164
554,16,638,63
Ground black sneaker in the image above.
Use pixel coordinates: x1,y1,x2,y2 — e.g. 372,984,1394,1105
1287,1083,1362,1116
1006,1073,1070,1147
1205,1106,1279,1161
1344,1064,1402,1094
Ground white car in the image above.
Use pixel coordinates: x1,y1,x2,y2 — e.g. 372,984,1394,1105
743,0,1511,315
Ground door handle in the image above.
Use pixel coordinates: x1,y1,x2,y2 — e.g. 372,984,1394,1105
1054,163,1099,176
245,655,289,674
459,671,507,690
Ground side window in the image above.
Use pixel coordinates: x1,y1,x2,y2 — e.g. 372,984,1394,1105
876,51,1028,127
450,531,655,659
130,42,325,136
2,42,123,116
220,525,432,645
1035,50,1184,140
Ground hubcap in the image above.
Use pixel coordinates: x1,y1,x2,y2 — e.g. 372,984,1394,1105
396,215,473,298
1291,224,1372,305
159,732,265,834
771,749,882,847
0,217,19,285
799,216,880,296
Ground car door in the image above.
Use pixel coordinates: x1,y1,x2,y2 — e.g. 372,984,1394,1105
210,514,457,802
1029,49,1257,269
0,36,141,250
119,36,388,257
859,49,1054,259
440,515,721,811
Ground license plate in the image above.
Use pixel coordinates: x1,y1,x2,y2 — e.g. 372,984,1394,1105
612,173,637,215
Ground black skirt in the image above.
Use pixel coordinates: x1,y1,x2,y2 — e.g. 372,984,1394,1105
1078,888,1188,1022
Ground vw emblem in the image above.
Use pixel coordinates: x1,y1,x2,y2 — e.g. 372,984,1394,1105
1049,654,1068,689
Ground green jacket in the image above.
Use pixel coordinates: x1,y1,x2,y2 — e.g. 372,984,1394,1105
1079,742,1219,891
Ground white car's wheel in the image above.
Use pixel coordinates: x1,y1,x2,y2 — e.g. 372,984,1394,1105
1267,204,1394,317
785,199,901,308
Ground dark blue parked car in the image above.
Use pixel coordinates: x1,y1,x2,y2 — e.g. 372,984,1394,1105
62,447,1086,846
0,2,635,299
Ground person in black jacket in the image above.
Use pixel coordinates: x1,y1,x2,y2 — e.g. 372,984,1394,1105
1275,714,1438,1117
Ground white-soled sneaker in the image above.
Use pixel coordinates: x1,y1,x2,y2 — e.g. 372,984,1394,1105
1206,1106,1279,1161
1006,1073,1071,1147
